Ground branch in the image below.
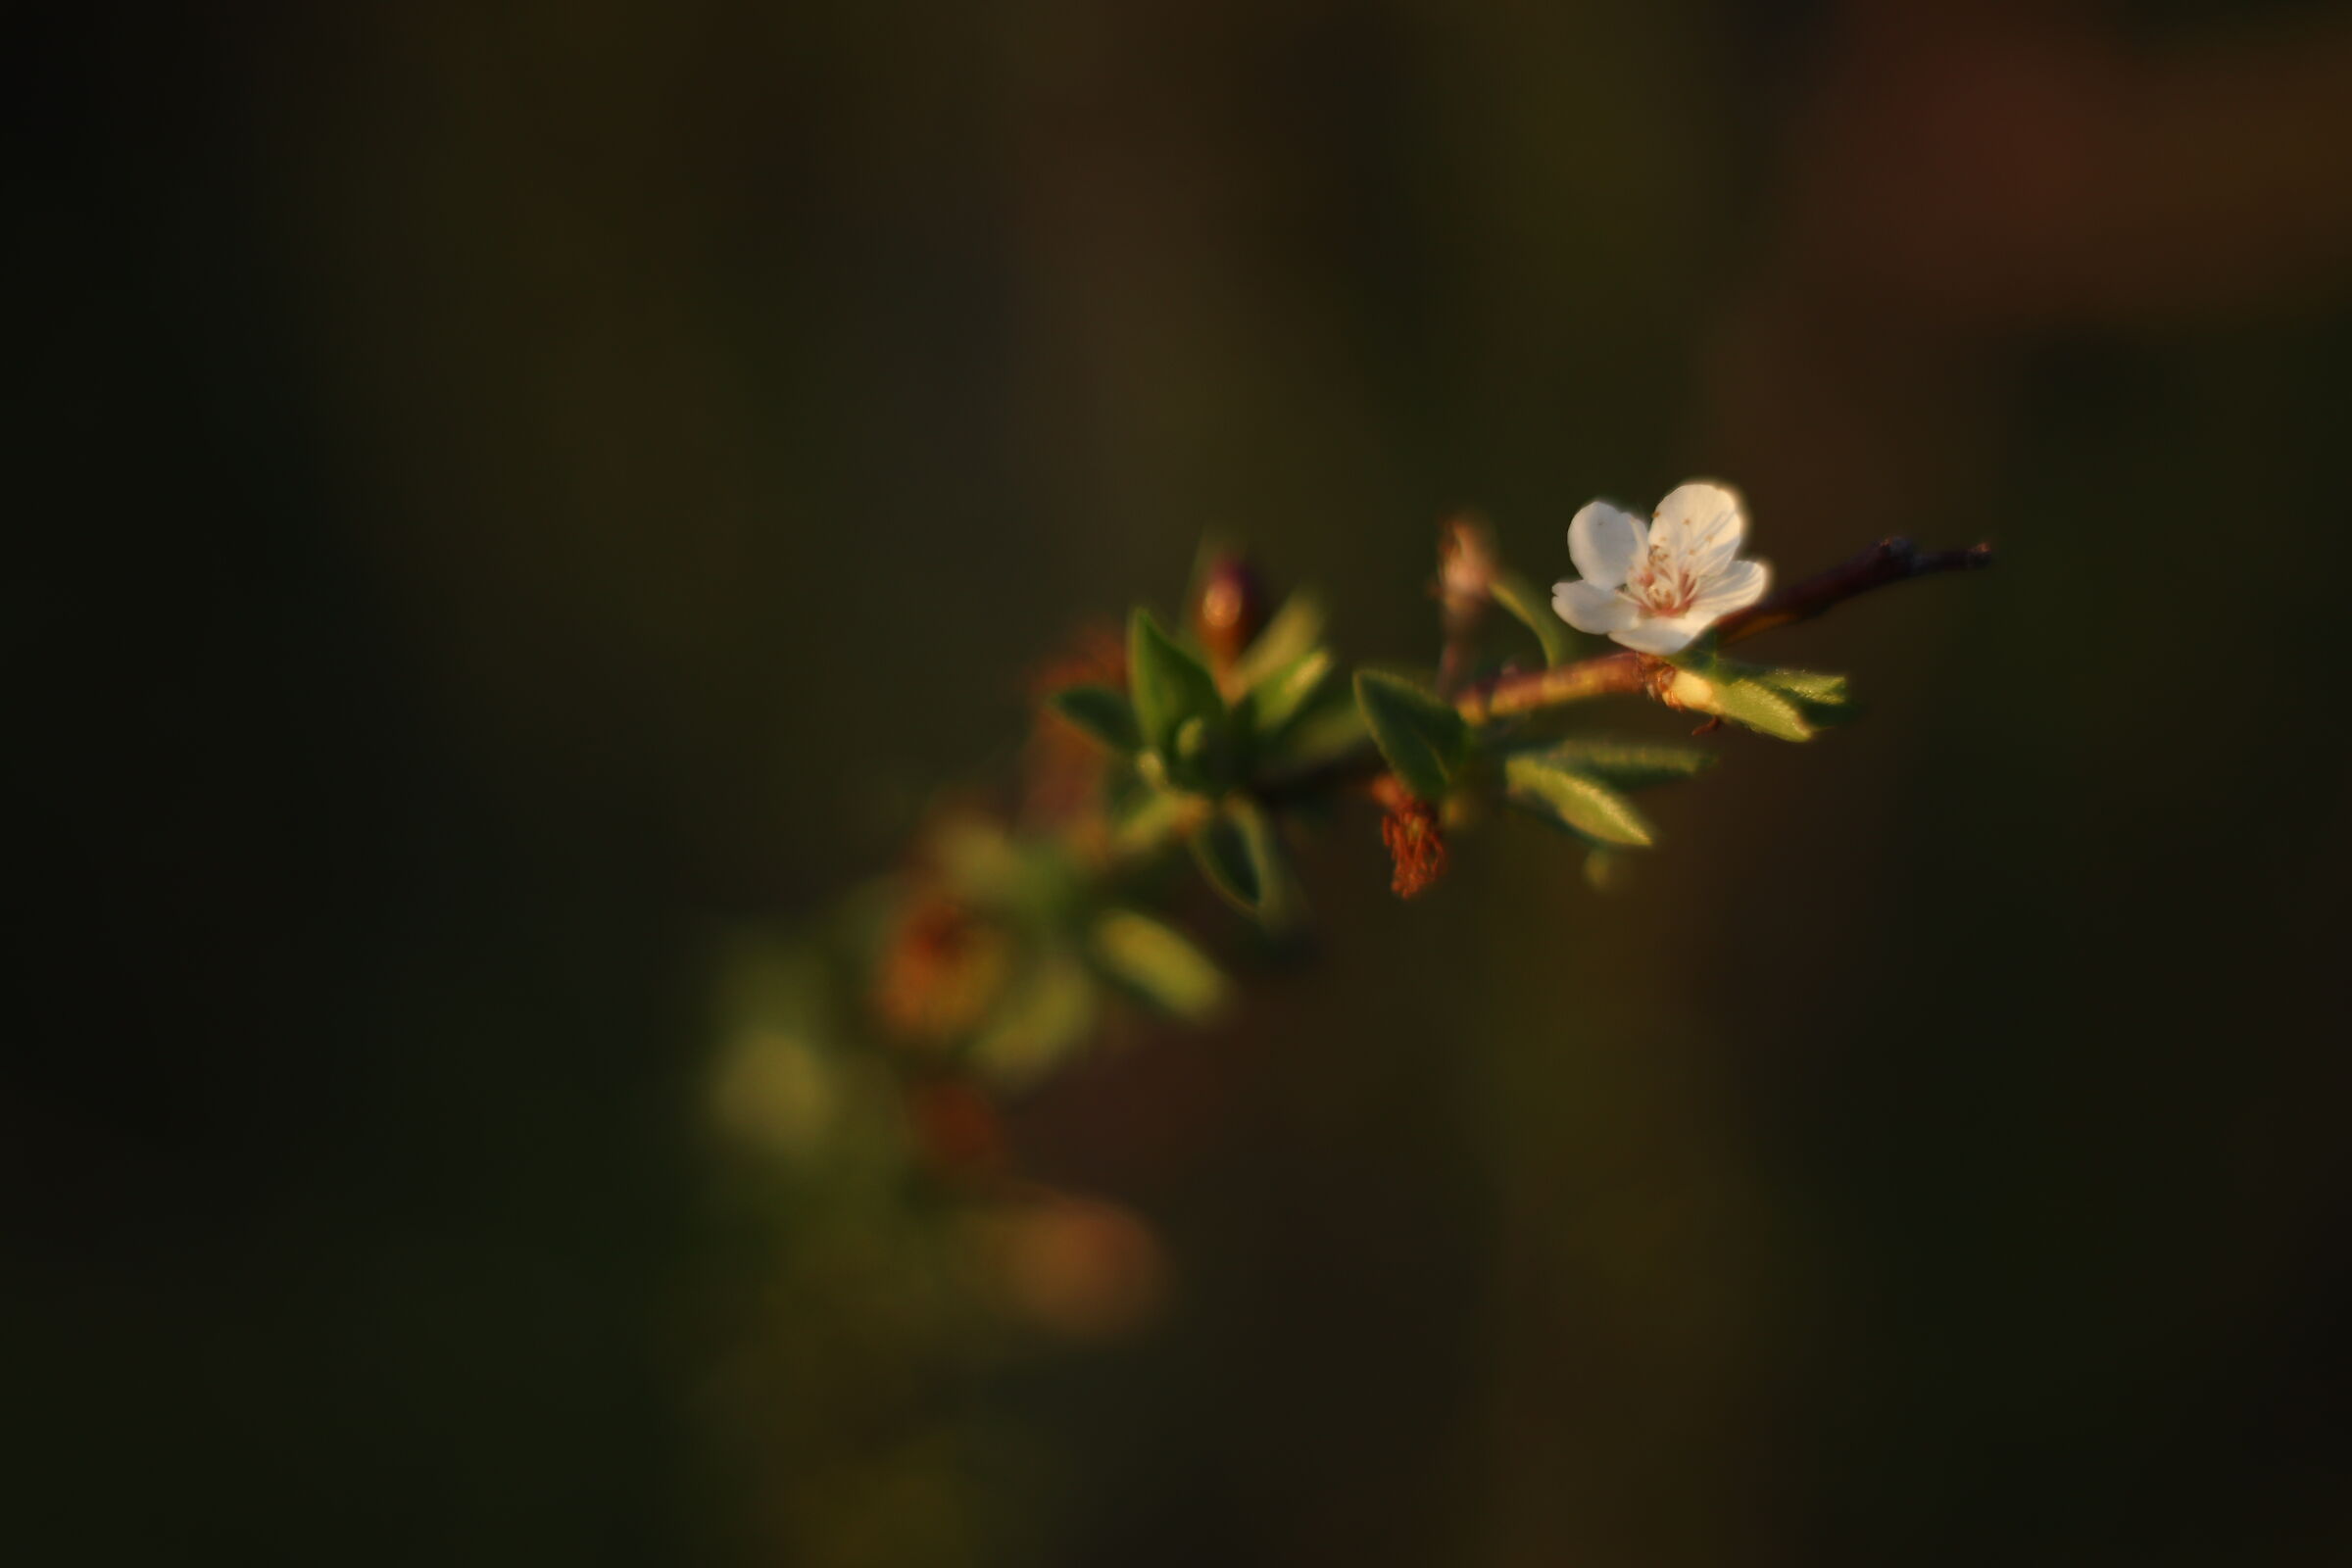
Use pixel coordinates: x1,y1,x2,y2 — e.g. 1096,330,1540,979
1450,650,1647,723
1455,537,1991,723
1713,536,1993,648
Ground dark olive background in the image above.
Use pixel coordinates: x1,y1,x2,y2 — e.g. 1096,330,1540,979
13,1,2352,1563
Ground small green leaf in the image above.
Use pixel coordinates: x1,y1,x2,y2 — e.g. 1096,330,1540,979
1354,669,1469,802
1188,797,1297,925
969,945,1097,1088
1232,798,1299,926
1239,647,1334,744
1518,736,1717,790
1128,608,1226,760
1190,808,1259,910
1489,568,1573,667
1503,755,1656,847
1228,591,1327,696
1711,679,1815,742
1261,690,1368,772
1088,909,1227,1021
1110,786,1191,858
1048,684,1142,754
1751,667,1849,706
1746,665,1861,729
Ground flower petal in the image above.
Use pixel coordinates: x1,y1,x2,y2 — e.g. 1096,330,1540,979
1610,610,1717,656
1690,558,1769,619
1553,579,1641,634
1650,481,1745,571
1568,502,1644,591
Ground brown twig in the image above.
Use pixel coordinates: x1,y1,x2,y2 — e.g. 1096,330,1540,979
1713,537,1992,648
1452,650,1648,724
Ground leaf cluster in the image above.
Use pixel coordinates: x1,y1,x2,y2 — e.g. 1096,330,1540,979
1049,598,1360,928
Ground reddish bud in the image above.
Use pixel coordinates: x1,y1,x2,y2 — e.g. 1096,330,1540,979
1192,553,1266,672
872,891,1008,1046
1376,780,1448,900
1436,514,1499,634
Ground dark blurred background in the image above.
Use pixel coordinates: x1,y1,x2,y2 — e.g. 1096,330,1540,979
13,0,2352,1562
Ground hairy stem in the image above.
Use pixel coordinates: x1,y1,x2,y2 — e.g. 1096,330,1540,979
1453,652,1646,724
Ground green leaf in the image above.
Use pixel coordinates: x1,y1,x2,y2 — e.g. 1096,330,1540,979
1231,798,1298,926
1238,647,1334,744
1227,591,1327,696
1188,797,1297,925
1751,667,1849,706
1189,808,1258,910
1127,608,1226,760
1048,684,1142,755
1746,665,1861,729
1172,713,1215,770
1503,755,1656,847
1088,909,1227,1021
1489,567,1573,667
1517,736,1717,790
1711,678,1815,742
1353,669,1469,802
1109,785,1191,858
1261,689,1368,772
969,945,1097,1089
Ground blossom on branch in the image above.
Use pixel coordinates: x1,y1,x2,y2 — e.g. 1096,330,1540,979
1551,481,1770,655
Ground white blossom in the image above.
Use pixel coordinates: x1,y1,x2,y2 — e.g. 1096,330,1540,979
1551,481,1770,655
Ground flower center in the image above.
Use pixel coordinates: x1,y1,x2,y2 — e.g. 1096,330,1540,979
1627,544,1699,616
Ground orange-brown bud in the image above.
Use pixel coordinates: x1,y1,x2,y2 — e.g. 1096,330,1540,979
1376,780,1448,900
1436,514,1499,633
872,892,1009,1046
1192,552,1266,673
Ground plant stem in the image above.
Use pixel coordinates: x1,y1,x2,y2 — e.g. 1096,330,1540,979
1458,537,1991,723
1453,652,1645,723
1713,537,1992,648
1259,537,1990,800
